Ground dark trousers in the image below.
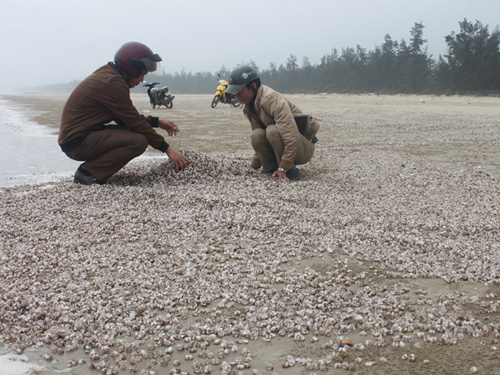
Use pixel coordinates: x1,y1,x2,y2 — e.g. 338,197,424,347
65,129,148,183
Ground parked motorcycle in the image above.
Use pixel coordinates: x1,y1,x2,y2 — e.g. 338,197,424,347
211,76,242,108
144,82,175,109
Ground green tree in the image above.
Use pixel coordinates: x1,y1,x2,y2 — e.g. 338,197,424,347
366,34,399,92
437,19,500,92
286,54,299,71
399,22,433,92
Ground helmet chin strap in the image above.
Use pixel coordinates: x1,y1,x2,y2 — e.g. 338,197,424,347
113,62,132,85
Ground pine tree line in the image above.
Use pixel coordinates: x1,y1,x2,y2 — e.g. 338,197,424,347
38,19,500,96
147,19,500,96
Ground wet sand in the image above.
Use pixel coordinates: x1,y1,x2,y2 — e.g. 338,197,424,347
3,92,500,170
0,93,499,375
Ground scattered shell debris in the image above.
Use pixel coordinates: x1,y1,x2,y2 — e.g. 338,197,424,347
1,147,499,374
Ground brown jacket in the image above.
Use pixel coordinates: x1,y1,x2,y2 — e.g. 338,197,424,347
243,85,319,170
58,62,168,152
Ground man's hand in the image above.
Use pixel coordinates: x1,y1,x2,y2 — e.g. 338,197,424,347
166,148,190,172
158,119,180,137
272,170,289,181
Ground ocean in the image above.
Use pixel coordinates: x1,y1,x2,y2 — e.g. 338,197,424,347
0,98,80,189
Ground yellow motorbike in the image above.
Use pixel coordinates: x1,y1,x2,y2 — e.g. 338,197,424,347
211,77,242,108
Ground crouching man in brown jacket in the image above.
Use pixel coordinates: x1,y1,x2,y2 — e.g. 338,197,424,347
225,66,319,181
58,42,189,185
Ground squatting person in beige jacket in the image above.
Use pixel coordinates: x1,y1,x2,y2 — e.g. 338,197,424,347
225,66,319,181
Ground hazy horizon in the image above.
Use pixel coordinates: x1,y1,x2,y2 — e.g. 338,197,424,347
2,0,499,93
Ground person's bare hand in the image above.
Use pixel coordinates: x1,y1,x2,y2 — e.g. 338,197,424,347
272,170,289,181
158,119,180,137
166,148,190,172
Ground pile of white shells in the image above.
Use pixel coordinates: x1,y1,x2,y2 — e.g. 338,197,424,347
1,147,499,374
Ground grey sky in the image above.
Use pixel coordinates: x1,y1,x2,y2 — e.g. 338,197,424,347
1,0,499,93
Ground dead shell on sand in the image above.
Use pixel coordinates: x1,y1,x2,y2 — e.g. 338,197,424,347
1,148,499,374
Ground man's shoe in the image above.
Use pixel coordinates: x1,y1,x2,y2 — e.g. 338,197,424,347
73,166,100,185
286,166,300,181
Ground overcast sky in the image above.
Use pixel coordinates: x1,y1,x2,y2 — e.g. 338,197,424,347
1,0,499,93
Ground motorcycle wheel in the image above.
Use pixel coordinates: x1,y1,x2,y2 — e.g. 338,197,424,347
161,97,173,109
211,95,220,108
231,99,242,108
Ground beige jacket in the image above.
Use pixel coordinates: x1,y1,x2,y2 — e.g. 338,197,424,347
243,85,319,170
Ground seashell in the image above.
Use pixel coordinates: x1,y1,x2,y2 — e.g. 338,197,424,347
341,338,353,346
41,353,53,361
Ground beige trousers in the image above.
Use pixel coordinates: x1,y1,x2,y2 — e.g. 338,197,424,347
250,125,315,172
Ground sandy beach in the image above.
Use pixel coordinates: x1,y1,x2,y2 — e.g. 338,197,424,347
1,93,500,375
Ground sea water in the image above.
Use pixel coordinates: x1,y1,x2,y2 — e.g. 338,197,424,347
0,353,46,375
0,99,80,189
0,99,164,190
